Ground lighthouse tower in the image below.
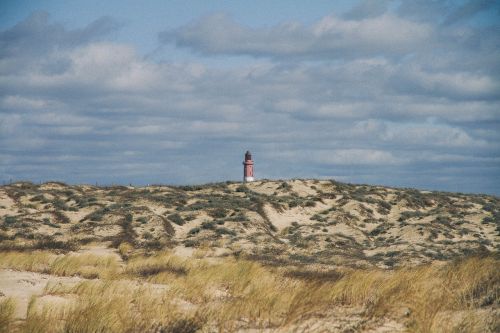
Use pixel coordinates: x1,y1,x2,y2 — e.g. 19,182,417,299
243,151,254,182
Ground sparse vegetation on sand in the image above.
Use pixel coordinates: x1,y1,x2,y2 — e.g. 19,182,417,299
0,180,499,332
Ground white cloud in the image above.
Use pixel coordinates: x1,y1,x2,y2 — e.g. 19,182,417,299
1,7,499,193
381,123,489,148
2,95,52,110
313,149,403,165
162,13,433,58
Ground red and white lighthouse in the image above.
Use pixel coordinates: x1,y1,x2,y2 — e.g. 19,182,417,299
243,151,254,182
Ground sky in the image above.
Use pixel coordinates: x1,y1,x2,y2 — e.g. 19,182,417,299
0,0,499,194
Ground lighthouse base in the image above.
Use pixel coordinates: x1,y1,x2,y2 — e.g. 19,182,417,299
244,176,254,183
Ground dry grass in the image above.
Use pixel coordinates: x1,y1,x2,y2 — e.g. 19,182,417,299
125,251,189,277
285,255,499,332
1,249,498,332
29,280,202,333
0,251,56,272
117,242,134,259
0,297,15,333
0,251,120,278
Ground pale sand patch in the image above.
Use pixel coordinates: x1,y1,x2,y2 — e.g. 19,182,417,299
364,319,406,333
245,306,405,333
263,204,316,231
289,179,319,197
39,183,68,191
144,201,169,216
0,269,83,319
77,243,122,261
93,224,122,237
392,225,427,244
386,200,407,224
64,207,95,223
342,201,366,220
246,181,279,196
0,190,17,217
331,223,368,242
173,246,195,257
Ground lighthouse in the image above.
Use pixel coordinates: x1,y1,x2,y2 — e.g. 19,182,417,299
243,151,254,182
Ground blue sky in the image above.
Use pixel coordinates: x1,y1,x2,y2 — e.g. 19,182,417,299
1,0,499,194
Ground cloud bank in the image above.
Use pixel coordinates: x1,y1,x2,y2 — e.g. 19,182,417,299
1,1,500,194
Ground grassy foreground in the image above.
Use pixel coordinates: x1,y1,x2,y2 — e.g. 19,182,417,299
0,250,498,332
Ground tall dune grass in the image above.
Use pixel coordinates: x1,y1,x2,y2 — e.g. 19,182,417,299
0,297,15,333
0,251,56,272
0,251,120,278
1,249,498,332
286,255,499,332
125,251,189,277
29,280,202,333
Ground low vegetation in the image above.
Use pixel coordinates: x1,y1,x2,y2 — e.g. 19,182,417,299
0,180,498,332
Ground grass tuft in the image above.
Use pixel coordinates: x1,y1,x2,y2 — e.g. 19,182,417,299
0,298,15,333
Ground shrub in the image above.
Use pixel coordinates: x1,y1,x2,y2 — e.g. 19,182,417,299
209,207,228,219
277,182,292,191
4,216,16,225
215,227,236,236
34,238,79,251
235,185,248,192
137,217,148,224
53,211,70,224
370,225,387,236
188,227,200,235
304,200,316,207
482,216,494,224
201,221,215,230
168,213,185,226
42,218,60,228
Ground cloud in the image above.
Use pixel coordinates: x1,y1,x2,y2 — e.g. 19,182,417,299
314,149,404,165
0,11,122,63
1,7,499,194
160,12,433,59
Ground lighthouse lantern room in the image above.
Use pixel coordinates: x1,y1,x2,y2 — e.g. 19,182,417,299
243,151,254,182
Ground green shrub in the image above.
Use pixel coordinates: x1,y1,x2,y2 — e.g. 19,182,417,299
137,217,148,224
188,227,200,235
4,216,16,225
235,185,248,192
209,207,228,219
277,182,292,191
201,221,215,230
215,227,236,236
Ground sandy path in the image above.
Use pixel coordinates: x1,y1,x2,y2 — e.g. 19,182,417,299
0,269,83,319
